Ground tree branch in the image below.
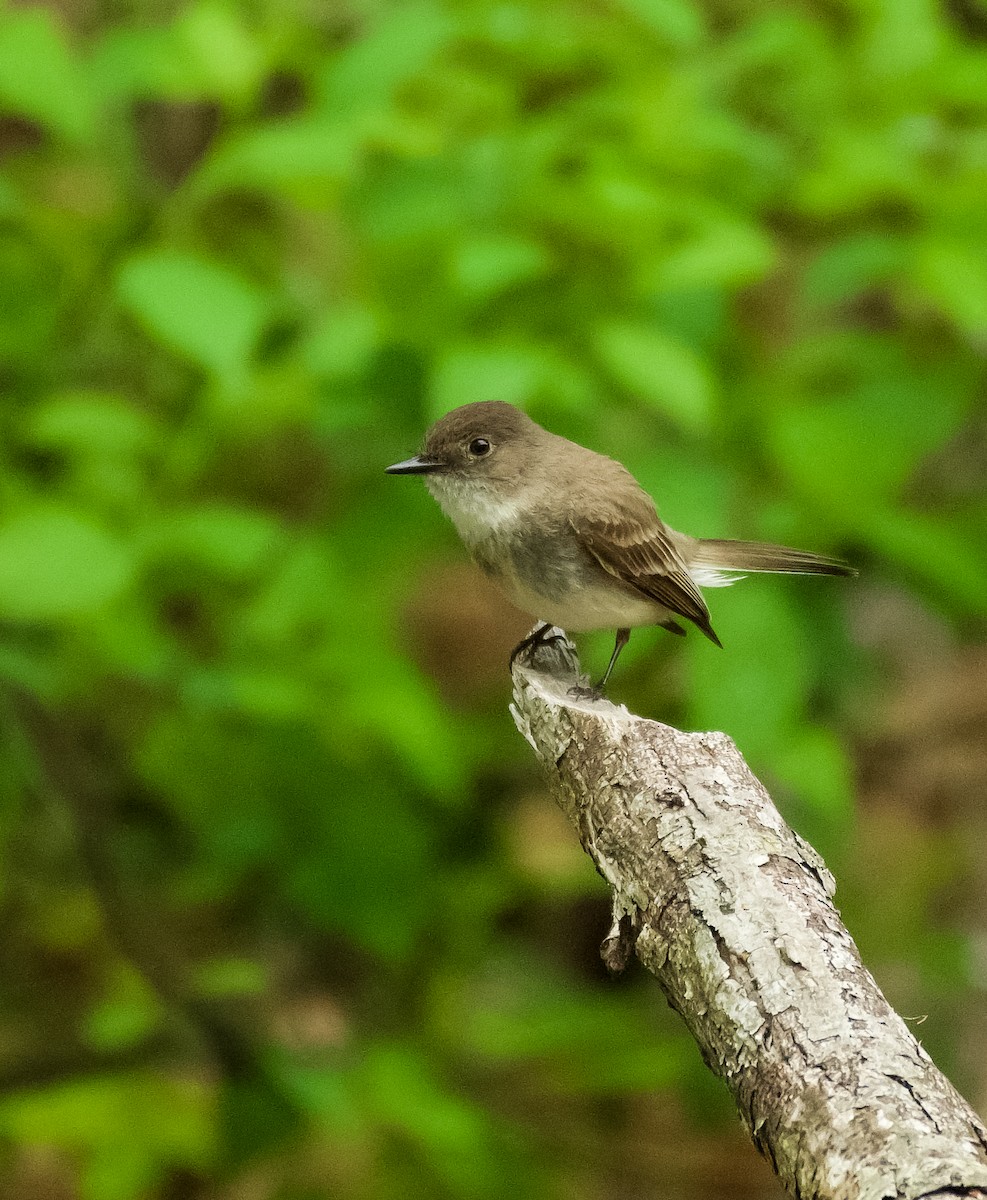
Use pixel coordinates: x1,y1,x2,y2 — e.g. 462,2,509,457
510,631,987,1200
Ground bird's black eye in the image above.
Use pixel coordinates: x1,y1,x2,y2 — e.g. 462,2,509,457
468,437,491,457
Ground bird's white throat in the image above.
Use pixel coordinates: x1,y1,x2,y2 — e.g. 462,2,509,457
425,475,525,548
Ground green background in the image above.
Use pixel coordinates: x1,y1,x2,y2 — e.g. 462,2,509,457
0,0,985,1196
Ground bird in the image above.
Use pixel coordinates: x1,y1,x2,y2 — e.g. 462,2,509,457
386,401,854,693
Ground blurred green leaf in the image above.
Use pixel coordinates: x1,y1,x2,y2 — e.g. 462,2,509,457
859,507,987,614
0,1074,213,1200
196,117,358,197
90,4,264,104
84,968,163,1053
357,1043,505,1194
594,321,715,434
460,967,692,1092
430,343,548,417
355,157,478,244
642,220,775,292
287,775,437,960
0,231,61,369
117,252,270,385
0,644,61,698
770,725,855,856
859,0,945,79
912,237,987,340
0,508,133,621
686,582,811,761
918,928,971,990
27,392,158,458
171,1,266,104
279,1060,359,1129
218,1071,302,1170
193,956,268,998
144,504,281,578
766,339,972,508
630,446,733,535
801,233,906,309
616,0,704,45
319,2,455,118
87,27,179,99
84,605,173,682
243,538,339,646
300,303,381,379
450,234,551,299
0,8,94,142
138,716,284,879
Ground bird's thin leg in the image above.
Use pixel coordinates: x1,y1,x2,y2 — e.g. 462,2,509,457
567,628,630,700
509,622,565,668
596,628,630,691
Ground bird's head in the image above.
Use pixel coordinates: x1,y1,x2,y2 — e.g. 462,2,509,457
386,401,543,490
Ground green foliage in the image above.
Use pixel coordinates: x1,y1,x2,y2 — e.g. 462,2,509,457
117,251,271,386
0,1074,213,1200
0,507,133,620
0,0,984,1196
0,9,95,143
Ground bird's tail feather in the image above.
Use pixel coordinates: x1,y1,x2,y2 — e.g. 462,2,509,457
691,539,855,585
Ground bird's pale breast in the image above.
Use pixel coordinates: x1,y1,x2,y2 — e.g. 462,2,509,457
426,476,670,630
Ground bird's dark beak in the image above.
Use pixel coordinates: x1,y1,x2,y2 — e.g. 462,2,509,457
385,455,444,475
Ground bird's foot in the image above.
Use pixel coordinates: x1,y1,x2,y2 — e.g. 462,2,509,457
509,624,568,669
567,683,606,701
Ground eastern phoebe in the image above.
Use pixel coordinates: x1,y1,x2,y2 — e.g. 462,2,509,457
387,401,854,692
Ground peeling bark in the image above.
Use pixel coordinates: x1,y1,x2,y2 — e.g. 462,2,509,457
510,633,987,1200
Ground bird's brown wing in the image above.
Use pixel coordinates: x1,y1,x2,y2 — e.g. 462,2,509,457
573,512,722,646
